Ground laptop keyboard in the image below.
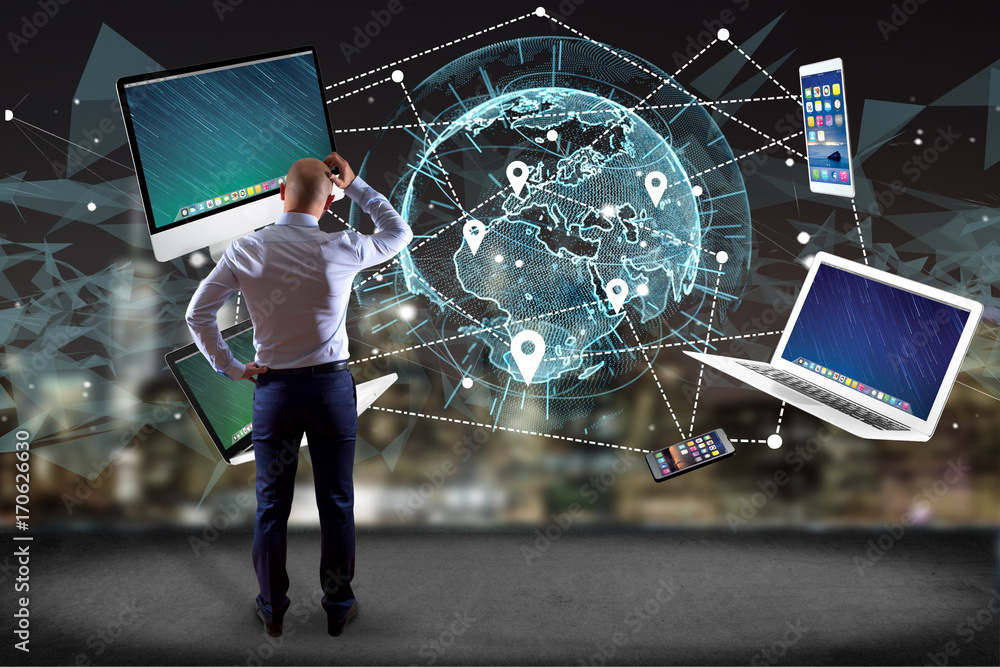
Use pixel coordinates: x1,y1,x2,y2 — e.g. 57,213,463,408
736,361,910,431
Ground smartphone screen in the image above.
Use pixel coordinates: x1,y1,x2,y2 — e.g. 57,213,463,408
646,429,735,482
800,58,855,198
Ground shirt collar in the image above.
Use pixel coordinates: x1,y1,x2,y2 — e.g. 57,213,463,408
275,211,320,227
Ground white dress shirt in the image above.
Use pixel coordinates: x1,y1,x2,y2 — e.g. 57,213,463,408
185,176,413,379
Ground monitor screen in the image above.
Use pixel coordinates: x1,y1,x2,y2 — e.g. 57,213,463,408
781,263,970,421
121,49,333,233
169,322,256,459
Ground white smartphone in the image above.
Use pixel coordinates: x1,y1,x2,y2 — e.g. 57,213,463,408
799,58,856,198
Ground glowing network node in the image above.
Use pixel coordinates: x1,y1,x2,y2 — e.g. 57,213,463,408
797,231,810,245
3,110,11,122
188,251,208,269
87,202,96,211
391,70,405,83
767,434,783,449
717,28,730,41
546,129,558,141
462,377,474,389
691,185,703,197
636,283,650,296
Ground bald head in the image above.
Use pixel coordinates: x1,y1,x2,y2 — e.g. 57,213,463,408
282,158,334,216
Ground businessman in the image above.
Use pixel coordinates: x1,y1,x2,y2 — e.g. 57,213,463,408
185,152,412,638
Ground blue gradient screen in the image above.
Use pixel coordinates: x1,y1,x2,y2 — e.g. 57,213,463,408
123,51,332,230
801,68,851,185
781,263,969,420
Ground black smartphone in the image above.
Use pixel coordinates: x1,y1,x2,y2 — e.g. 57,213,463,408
646,428,736,482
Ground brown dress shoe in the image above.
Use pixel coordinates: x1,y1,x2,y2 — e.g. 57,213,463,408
256,606,283,637
328,600,358,637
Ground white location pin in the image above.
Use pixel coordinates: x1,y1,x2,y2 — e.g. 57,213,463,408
605,279,629,314
644,171,667,207
511,330,545,386
463,220,486,255
506,160,530,197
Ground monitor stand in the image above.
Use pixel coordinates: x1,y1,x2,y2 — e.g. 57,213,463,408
209,234,250,263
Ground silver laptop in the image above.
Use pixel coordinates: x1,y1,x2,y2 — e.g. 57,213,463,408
685,252,982,441
224,373,398,465
167,317,398,464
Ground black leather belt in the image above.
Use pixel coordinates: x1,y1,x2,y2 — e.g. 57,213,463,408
265,360,350,375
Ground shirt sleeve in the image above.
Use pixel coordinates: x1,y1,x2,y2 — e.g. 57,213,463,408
343,176,414,269
184,251,246,381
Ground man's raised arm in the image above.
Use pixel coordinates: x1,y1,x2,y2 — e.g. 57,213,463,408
323,151,413,269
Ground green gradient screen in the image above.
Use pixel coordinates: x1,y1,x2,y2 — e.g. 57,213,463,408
123,51,332,230
173,328,257,453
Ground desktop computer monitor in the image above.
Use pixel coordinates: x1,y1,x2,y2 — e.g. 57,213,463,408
117,46,336,262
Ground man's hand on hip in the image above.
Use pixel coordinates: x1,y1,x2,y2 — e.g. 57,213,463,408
241,362,269,384
322,151,356,190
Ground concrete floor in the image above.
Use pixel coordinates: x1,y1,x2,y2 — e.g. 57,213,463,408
8,527,999,665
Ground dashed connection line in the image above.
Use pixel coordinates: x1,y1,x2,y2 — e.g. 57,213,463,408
371,405,650,453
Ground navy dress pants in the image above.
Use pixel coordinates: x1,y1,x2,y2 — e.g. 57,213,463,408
250,367,357,625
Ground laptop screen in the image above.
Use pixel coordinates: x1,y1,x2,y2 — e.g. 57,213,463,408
780,262,970,421
168,322,256,460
